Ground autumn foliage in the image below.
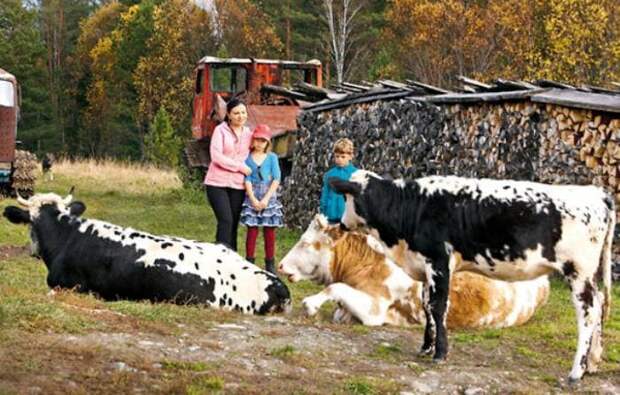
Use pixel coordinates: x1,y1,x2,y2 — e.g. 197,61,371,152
383,0,620,86
1,0,618,161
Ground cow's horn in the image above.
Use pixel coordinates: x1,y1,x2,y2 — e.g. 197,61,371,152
63,186,75,205
16,191,31,207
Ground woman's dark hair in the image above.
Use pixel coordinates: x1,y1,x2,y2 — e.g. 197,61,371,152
224,98,246,123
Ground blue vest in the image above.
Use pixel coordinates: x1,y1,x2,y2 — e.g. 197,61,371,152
319,163,357,222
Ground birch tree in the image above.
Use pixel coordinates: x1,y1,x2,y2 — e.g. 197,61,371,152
322,0,364,84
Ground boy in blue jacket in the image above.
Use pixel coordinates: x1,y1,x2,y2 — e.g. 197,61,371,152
320,138,357,223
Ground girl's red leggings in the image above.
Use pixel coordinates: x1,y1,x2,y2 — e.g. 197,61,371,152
245,226,276,260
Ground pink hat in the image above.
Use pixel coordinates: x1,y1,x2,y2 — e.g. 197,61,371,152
253,124,272,140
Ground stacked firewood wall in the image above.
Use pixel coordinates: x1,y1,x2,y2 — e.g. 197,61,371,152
547,105,620,193
282,100,445,229
281,99,620,230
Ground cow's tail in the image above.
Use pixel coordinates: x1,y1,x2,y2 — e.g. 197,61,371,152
600,195,615,321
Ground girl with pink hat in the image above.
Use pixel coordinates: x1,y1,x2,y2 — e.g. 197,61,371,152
240,124,284,273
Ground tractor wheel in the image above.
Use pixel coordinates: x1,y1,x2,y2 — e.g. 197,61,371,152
11,150,38,197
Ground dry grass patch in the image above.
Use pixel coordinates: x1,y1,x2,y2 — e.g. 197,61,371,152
53,157,181,194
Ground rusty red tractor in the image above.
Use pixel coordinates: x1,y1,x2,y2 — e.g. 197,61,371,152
184,56,324,183
0,68,37,197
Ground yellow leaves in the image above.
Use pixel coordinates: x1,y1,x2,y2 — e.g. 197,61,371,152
76,1,126,69
528,0,618,84
384,0,619,87
89,36,115,76
384,0,530,86
214,0,283,57
133,0,215,135
121,4,140,24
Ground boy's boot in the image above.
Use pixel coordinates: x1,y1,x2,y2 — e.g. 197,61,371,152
246,257,255,264
265,258,276,274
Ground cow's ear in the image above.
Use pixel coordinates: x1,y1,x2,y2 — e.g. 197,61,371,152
68,201,86,217
3,206,31,224
329,178,361,197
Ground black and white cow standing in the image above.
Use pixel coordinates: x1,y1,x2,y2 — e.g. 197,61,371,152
3,192,291,315
330,170,615,383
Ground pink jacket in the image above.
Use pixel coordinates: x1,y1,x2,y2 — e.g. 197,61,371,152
204,122,253,189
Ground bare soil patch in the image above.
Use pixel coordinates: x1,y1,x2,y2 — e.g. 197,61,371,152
0,245,28,260
1,310,619,394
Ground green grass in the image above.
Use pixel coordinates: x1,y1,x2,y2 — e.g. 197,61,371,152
186,375,225,394
341,376,401,395
1,161,620,393
107,300,213,326
405,361,426,374
369,342,402,362
161,360,212,372
0,255,100,333
349,324,371,335
343,377,377,395
269,344,296,359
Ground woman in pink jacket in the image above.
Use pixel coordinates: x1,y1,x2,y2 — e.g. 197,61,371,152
204,98,253,251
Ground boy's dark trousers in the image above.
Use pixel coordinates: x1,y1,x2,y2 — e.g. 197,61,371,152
206,185,245,251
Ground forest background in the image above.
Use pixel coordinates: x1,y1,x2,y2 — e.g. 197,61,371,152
1,0,619,163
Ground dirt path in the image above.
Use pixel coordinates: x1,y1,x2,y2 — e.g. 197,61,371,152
1,310,618,394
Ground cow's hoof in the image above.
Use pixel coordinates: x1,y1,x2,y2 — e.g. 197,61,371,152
417,347,433,356
302,300,319,317
431,356,446,364
585,359,599,374
567,376,581,387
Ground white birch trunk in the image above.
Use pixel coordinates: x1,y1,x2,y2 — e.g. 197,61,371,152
322,0,363,85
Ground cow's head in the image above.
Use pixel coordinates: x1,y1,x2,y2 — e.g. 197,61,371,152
278,214,342,284
329,170,382,230
261,276,293,314
3,190,86,256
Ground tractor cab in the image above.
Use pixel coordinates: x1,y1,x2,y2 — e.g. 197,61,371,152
0,69,19,186
0,68,37,196
187,57,323,179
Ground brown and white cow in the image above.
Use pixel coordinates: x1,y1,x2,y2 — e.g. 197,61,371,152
279,214,549,329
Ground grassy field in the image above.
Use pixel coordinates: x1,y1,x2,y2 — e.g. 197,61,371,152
0,159,619,394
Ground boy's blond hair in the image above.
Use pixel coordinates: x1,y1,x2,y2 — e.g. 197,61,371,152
333,138,354,154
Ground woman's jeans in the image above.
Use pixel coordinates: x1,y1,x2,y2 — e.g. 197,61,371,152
206,185,245,251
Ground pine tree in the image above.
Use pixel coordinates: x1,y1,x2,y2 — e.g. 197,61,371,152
252,0,326,61
144,107,182,169
39,0,95,151
0,0,52,153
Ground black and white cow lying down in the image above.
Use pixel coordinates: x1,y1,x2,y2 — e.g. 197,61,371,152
330,170,615,382
3,192,291,315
